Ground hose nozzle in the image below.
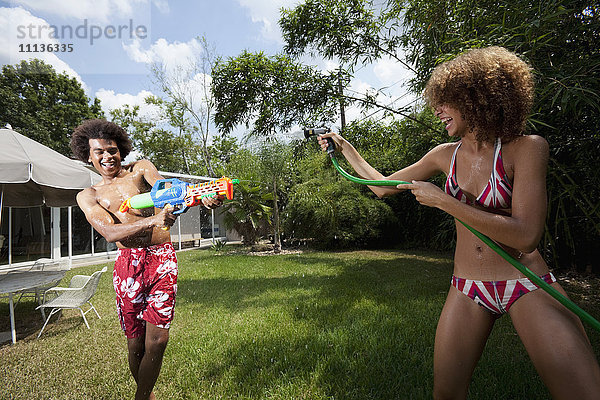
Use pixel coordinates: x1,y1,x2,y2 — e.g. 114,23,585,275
303,127,330,139
304,127,335,155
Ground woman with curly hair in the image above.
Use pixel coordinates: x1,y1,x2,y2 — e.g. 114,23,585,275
318,46,600,399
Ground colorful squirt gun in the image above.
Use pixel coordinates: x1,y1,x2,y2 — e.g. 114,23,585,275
119,176,239,215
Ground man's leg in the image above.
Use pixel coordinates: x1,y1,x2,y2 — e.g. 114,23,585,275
134,323,170,400
132,242,177,400
127,335,145,382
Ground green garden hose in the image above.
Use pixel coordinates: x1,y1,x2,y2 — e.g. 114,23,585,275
330,153,600,332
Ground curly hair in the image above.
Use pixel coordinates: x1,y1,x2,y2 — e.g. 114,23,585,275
70,119,132,162
423,46,534,143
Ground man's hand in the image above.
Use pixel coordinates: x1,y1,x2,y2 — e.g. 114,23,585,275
152,205,177,228
202,195,225,209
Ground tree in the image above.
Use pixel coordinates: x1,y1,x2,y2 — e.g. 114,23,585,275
281,0,600,270
110,103,204,174
144,95,205,174
281,0,406,70
150,36,220,176
393,0,600,269
284,115,453,250
279,0,426,126
212,51,339,138
210,132,240,175
257,140,296,253
284,150,398,248
215,147,273,245
0,59,103,156
221,182,273,245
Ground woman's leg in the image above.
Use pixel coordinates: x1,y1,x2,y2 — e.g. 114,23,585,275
509,282,600,400
433,286,497,400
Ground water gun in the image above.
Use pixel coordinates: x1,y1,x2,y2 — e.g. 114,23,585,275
119,176,239,215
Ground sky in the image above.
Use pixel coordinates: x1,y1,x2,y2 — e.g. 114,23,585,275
0,0,416,144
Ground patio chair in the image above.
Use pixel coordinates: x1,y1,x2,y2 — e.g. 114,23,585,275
36,266,107,338
16,258,69,308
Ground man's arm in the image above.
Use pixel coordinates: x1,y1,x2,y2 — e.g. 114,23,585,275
136,159,165,188
76,188,175,244
136,159,225,209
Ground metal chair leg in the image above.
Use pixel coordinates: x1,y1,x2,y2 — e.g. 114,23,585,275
79,308,90,329
37,308,60,338
88,301,101,319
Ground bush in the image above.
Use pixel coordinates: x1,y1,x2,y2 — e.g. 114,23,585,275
284,172,398,248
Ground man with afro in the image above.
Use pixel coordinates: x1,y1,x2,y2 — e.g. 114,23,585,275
71,119,223,400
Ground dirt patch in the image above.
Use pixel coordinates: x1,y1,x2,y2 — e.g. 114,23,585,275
556,271,600,306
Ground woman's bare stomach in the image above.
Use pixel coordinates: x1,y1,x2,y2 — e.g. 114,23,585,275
452,226,549,281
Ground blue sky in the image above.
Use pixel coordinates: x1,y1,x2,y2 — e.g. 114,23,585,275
0,0,415,141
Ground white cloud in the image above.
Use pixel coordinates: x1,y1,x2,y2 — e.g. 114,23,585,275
150,0,169,14
123,37,203,72
9,0,165,23
372,56,414,97
0,7,88,90
122,37,213,112
235,0,297,43
95,88,160,120
323,60,341,74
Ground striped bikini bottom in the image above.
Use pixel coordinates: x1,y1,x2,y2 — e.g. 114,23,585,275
451,272,556,315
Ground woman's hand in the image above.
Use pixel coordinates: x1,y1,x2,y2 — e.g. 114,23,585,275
317,132,346,153
396,180,446,208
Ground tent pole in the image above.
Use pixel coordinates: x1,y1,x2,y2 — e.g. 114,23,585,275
178,217,182,250
211,209,215,244
68,206,73,268
0,187,4,265
8,207,12,265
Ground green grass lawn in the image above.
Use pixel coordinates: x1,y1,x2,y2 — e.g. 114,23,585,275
1,248,599,399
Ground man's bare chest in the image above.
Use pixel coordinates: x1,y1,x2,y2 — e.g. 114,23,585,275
95,175,151,214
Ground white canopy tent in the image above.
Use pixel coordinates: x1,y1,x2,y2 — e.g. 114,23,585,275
0,128,100,207
0,128,101,265
0,127,103,344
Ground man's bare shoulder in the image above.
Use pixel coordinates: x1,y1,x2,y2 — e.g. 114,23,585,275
76,186,98,207
127,159,157,172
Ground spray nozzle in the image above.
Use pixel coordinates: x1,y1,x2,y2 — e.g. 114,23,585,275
303,127,335,155
303,127,331,139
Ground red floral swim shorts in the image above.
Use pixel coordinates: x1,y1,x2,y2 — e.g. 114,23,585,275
113,242,178,338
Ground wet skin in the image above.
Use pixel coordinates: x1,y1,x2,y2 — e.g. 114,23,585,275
319,106,547,281
77,139,223,248
317,104,600,399
76,138,223,400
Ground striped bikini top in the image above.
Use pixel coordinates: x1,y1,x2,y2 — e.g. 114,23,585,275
445,137,513,209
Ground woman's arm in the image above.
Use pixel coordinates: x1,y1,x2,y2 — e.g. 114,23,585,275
398,135,549,252
317,132,449,198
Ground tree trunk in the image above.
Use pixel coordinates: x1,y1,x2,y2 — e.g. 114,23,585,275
273,178,281,253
